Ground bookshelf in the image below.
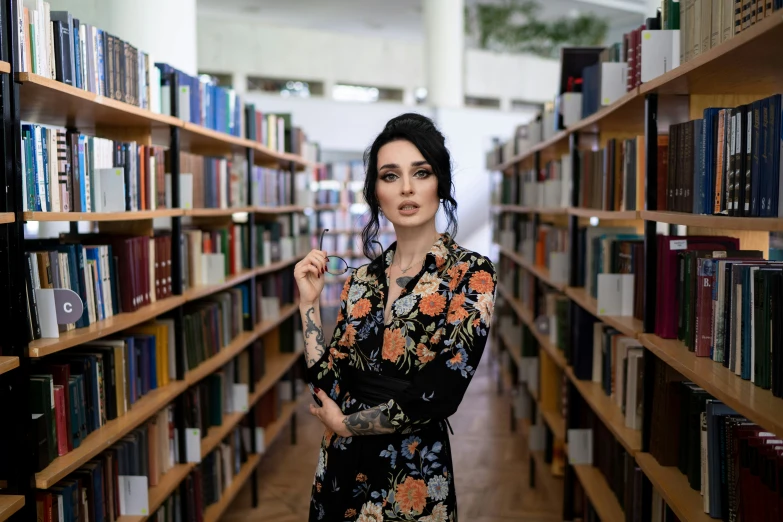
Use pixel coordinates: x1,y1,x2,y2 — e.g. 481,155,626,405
1,5,320,520
488,4,783,520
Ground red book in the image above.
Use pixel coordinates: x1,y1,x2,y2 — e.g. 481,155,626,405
54,385,68,456
46,364,72,452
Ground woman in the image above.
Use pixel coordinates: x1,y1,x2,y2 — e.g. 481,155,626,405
294,113,496,522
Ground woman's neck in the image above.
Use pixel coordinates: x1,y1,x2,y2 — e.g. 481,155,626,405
392,221,440,268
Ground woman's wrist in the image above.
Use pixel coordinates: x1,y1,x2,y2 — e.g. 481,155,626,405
300,300,320,311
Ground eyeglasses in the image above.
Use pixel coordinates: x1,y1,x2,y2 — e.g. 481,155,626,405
319,228,384,275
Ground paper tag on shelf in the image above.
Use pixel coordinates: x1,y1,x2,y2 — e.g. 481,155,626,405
255,427,266,454
670,239,687,250
233,384,249,413
186,428,201,463
118,476,149,516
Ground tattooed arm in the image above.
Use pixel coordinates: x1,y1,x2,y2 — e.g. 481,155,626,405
300,303,326,369
342,406,395,436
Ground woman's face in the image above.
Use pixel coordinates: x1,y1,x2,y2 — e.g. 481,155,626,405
375,139,439,230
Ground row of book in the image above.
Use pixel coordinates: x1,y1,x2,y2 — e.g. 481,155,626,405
649,355,783,521
491,156,571,211
34,406,177,522
656,235,783,396
665,94,783,217
25,233,174,342
29,334,176,472
315,208,394,233
576,138,645,212
21,126,167,213
314,160,365,182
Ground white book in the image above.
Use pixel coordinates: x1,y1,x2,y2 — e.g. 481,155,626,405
597,273,635,316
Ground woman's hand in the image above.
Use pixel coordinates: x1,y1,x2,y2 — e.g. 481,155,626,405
309,388,352,438
294,249,328,307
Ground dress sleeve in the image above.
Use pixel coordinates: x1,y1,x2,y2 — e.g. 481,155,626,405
380,255,497,434
304,275,353,405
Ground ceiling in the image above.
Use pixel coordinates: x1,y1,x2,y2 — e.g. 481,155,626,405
196,0,650,43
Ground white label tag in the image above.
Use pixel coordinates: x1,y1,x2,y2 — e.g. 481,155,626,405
118,476,149,516
670,239,687,250
233,384,249,413
186,428,201,463
255,427,266,454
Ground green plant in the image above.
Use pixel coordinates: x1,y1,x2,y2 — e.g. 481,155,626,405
465,0,609,59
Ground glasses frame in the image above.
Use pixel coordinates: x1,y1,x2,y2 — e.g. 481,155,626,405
319,228,385,275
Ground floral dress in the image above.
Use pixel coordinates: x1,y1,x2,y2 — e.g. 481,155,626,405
306,233,496,522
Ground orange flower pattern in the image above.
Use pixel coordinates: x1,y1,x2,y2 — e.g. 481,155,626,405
305,233,496,521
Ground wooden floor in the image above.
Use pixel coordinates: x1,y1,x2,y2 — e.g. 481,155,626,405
223,344,561,521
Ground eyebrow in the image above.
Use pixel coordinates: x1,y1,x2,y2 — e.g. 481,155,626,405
378,161,430,170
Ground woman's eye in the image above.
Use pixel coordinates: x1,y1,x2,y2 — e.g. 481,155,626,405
414,170,431,178
381,173,398,182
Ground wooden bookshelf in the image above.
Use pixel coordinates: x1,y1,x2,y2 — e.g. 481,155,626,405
530,449,564,501
256,302,300,337
495,204,534,214
184,207,255,217
499,331,524,369
17,72,177,135
116,464,197,522
258,393,305,453
497,284,534,325
572,465,624,522
567,207,640,221
256,255,304,276
568,88,644,135
565,287,644,338
201,411,245,460
498,246,567,292
634,453,713,522
533,207,568,216
182,270,257,303
639,333,783,436
254,205,307,214
27,296,186,358
640,12,783,96
640,210,783,231
0,213,14,224
498,130,569,174
0,496,24,522
202,453,262,522
24,209,184,222
185,331,257,386
541,408,566,442
565,367,641,455
35,380,189,489
0,356,20,376
249,351,304,405
0,61,11,74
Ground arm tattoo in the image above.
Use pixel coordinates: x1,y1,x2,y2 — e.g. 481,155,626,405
342,406,395,436
303,306,325,368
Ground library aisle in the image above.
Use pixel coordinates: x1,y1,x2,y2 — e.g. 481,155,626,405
222,344,561,522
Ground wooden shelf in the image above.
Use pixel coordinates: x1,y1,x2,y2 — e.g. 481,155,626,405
0,495,25,522
201,412,245,459
17,72,176,138
249,351,304,406
565,287,643,339
182,270,257,303
498,130,569,174
530,449,564,501
203,453,261,522
27,296,185,358
0,356,20,376
568,208,640,221
259,393,305,453
497,284,535,324
116,463,197,522
254,205,306,214
640,210,783,231
0,213,14,224
498,246,567,292
494,204,534,214
541,408,566,442
0,61,10,74
634,453,713,522
640,13,783,96
565,367,641,454
256,302,300,337
256,255,304,277
35,380,188,489
499,331,523,369
185,331,258,386
568,88,644,135
24,209,183,222
572,465,624,522
184,207,254,217
639,333,783,436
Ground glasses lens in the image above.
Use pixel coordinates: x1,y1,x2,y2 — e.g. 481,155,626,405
325,256,349,275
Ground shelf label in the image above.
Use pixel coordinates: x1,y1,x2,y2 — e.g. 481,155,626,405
119,476,149,516
233,384,249,413
670,239,687,250
186,428,202,463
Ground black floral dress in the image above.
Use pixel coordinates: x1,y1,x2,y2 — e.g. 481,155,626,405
306,233,497,522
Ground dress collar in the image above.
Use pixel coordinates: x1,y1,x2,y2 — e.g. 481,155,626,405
367,232,456,278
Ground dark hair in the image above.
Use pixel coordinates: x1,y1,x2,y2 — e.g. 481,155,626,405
361,113,458,259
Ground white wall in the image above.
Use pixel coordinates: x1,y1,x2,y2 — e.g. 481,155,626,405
196,14,560,106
